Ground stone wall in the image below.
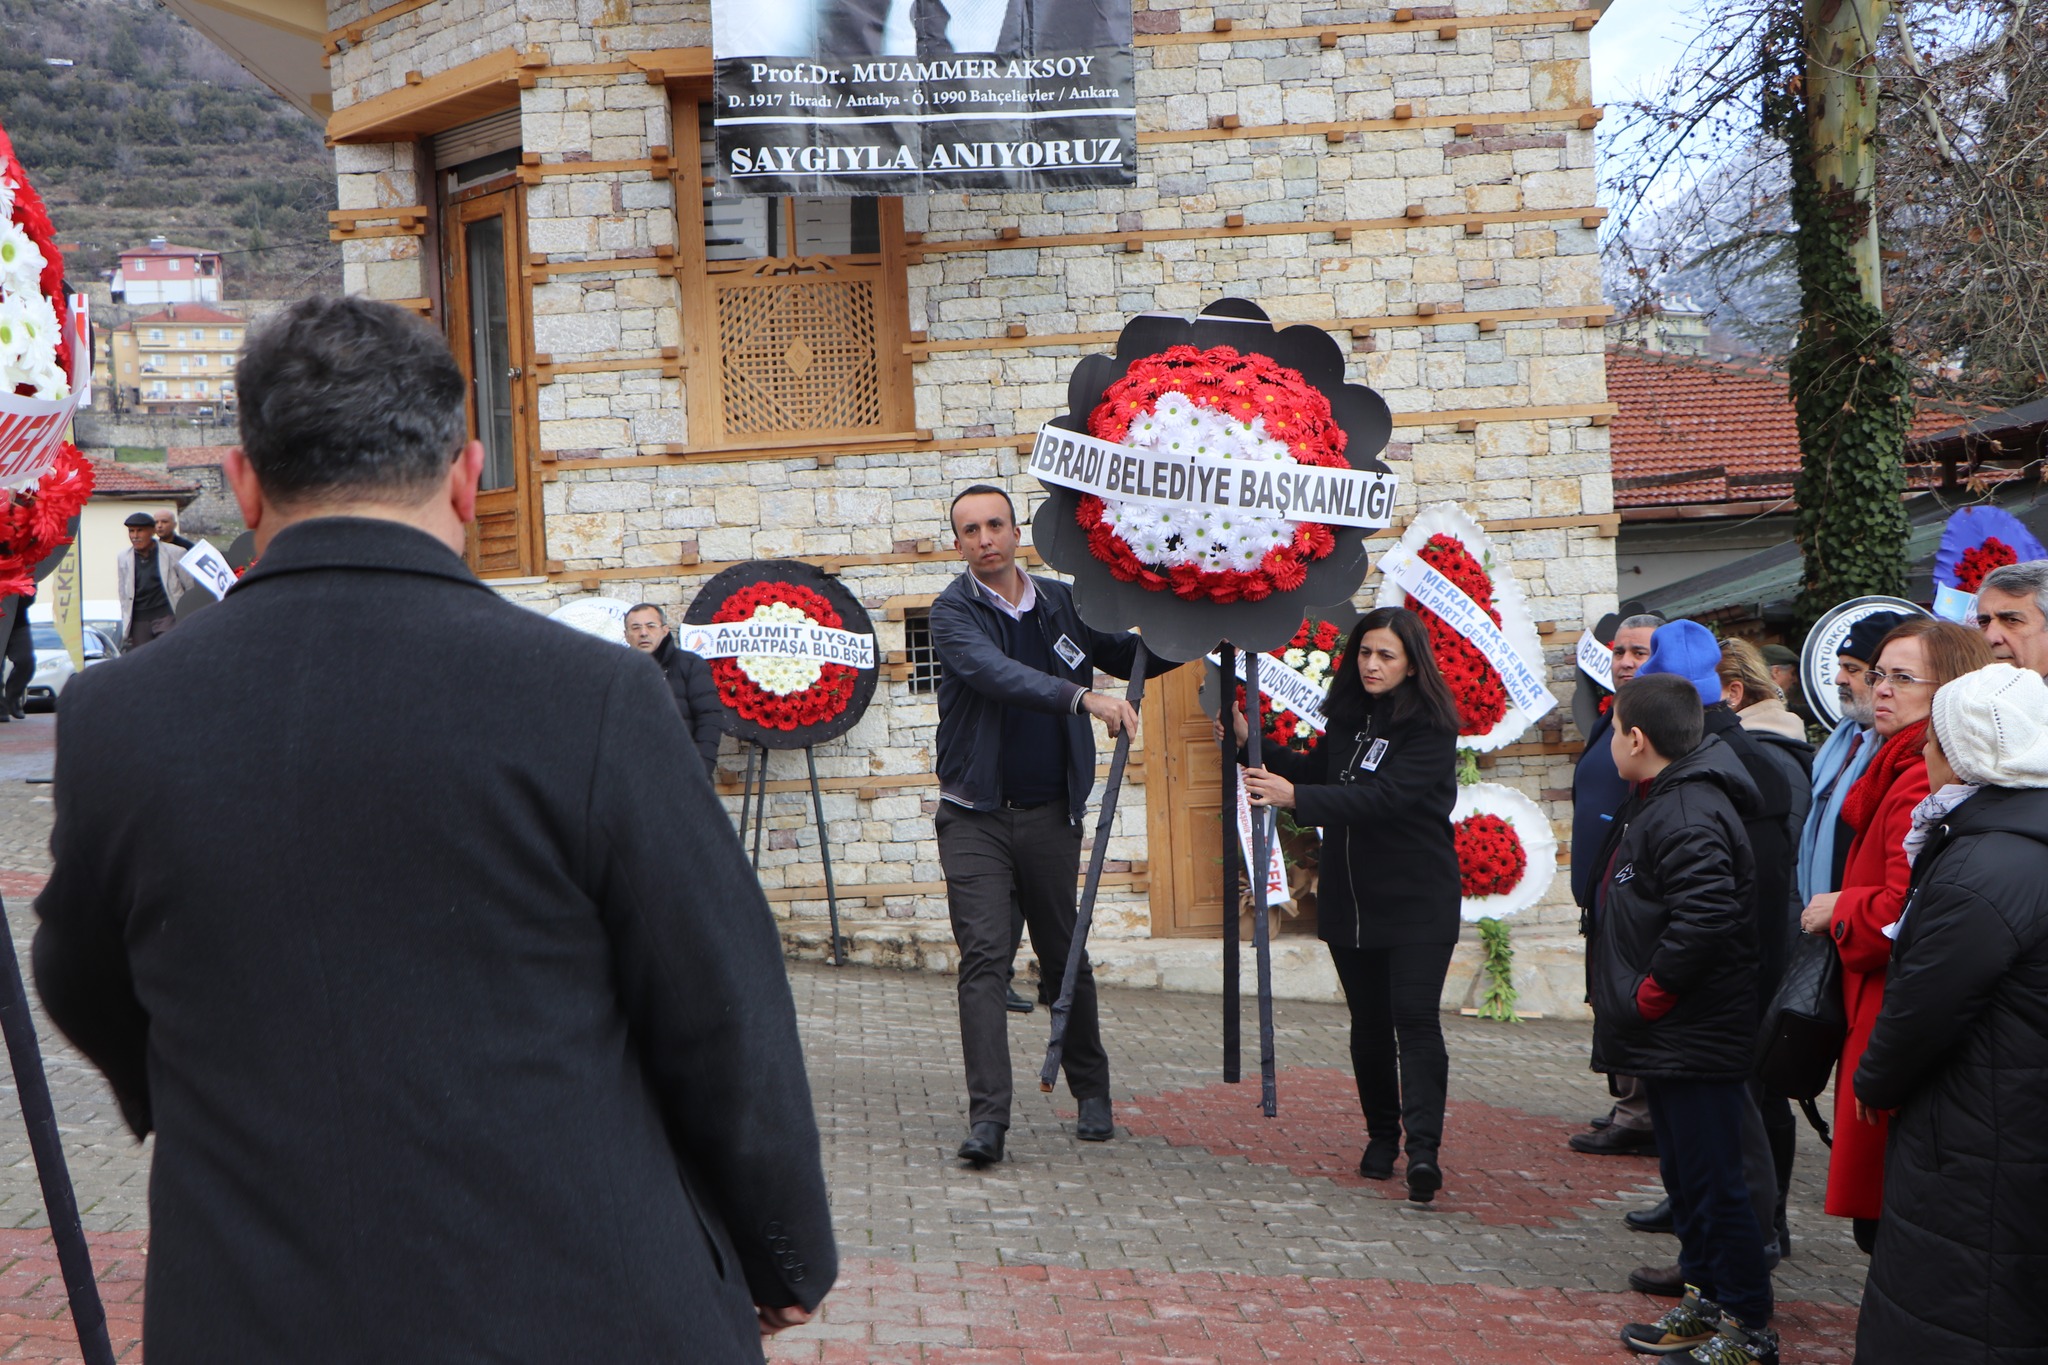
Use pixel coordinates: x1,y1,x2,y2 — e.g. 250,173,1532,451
321,0,1616,1016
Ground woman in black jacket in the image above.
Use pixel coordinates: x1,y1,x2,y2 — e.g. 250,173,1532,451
1852,662,2048,1365
1223,606,1461,1203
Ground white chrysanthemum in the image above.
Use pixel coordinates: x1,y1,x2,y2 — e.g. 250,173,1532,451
1307,650,1331,672
735,600,825,696
1282,648,1306,668
1098,396,1306,575
0,219,44,297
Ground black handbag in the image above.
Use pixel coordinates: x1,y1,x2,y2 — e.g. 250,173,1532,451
1755,928,1846,1103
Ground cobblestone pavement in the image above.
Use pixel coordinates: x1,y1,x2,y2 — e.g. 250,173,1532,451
0,746,1868,1362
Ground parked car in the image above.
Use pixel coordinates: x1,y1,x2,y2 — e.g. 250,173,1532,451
1,624,117,712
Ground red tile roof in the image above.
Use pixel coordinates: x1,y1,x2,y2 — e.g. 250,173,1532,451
164,445,234,470
122,303,243,328
1607,349,1982,511
86,456,200,499
118,243,219,259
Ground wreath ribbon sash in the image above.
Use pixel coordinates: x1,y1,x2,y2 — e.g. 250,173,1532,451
1030,424,1399,530
1575,628,1613,690
1378,544,1556,722
679,619,876,668
0,313,86,489
1206,648,1328,733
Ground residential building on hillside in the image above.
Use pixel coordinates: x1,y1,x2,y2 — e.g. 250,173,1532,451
112,238,226,305
153,0,1618,1015
108,305,246,415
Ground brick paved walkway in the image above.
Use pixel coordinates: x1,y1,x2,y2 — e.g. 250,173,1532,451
0,739,1869,1362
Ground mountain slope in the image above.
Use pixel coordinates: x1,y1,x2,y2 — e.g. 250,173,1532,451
0,0,339,297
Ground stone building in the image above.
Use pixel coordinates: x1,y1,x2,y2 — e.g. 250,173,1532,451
167,0,1617,1016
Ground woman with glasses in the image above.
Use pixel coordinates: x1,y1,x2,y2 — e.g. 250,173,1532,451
1798,618,1992,1251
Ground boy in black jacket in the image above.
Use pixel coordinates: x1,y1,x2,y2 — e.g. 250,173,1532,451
1593,674,1777,1365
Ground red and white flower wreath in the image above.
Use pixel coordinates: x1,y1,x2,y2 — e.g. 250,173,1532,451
1371,503,1558,918
0,118,92,598
1235,614,1345,756
1078,345,1347,605
710,580,858,732
1374,503,1546,754
1449,783,1556,921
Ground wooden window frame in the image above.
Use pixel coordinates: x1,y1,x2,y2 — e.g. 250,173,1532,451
668,89,916,451
441,172,542,578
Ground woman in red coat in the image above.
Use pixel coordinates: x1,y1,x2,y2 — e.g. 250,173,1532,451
1799,618,1991,1250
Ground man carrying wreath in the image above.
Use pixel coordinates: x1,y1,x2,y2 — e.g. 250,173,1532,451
931,484,1168,1167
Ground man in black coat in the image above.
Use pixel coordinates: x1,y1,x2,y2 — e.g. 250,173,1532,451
929,484,1163,1168
32,296,835,1363
1569,612,1660,1154
1591,676,1776,1364
625,600,726,777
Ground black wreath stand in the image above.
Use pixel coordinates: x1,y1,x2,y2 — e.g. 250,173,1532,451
1039,643,1149,1092
1213,645,1278,1115
0,900,116,1365
734,742,847,968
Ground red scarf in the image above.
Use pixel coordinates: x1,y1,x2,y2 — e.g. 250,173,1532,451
1842,718,1928,835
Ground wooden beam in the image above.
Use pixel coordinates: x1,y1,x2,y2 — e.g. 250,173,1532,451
516,157,667,182
534,511,1620,587
326,46,712,145
1136,8,1603,47
326,46,528,144
904,305,1612,356
325,0,437,50
908,205,1609,259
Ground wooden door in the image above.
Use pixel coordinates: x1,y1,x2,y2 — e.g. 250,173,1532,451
1144,663,1227,938
445,188,534,575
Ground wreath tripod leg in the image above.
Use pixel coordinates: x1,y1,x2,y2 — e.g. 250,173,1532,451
1242,652,1278,1119
804,746,845,967
1040,642,1149,1093
0,900,115,1365
1218,643,1241,1085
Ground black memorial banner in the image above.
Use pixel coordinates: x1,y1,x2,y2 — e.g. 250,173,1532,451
710,0,1137,195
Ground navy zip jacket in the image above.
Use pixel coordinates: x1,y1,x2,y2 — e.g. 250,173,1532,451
927,570,1162,820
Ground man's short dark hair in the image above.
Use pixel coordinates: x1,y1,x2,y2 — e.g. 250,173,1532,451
949,483,1016,531
624,603,664,621
1613,674,1705,760
236,296,468,505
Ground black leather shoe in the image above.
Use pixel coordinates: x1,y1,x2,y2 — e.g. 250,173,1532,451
1570,1124,1658,1156
1625,1197,1675,1234
1628,1263,1685,1298
1357,1138,1398,1181
1076,1096,1114,1142
1405,1156,1442,1204
1004,986,1035,1014
956,1122,1005,1167
7,699,21,720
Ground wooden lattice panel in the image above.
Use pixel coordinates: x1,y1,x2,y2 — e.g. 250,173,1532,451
715,275,884,436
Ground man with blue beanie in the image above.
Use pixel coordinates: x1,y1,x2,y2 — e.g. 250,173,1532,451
1629,620,1789,1299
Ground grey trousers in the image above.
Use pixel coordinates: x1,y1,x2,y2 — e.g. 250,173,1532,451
936,801,1109,1128
1612,1072,1653,1132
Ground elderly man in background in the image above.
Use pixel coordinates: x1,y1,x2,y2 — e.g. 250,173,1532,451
1569,612,1662,1155
1797,612,1907,907
116,510,187,650
1975,561,2048,675
154,510,196,551
623,602,725,778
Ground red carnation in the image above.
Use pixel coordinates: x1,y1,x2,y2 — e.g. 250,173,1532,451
1455,813,1528,898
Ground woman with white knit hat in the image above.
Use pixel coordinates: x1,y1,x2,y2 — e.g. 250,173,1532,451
1851,662,2048,1365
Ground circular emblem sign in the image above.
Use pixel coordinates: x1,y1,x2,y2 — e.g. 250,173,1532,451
1801,595,1929,730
